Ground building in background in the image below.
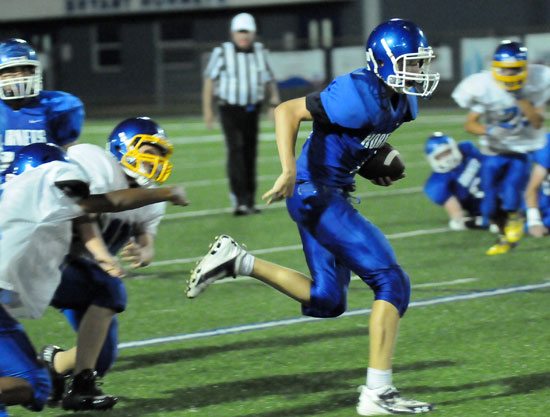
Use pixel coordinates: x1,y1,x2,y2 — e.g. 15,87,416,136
1,0,549,116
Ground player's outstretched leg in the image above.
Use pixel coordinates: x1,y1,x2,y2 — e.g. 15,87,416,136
356,385,433,415
186,235,247,298
62,369,118,411
38,345,69,407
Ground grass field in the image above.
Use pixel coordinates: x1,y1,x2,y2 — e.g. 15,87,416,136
16,108,550,417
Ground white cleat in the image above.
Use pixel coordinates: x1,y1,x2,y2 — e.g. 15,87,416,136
186,235,245,299
356,385,433,416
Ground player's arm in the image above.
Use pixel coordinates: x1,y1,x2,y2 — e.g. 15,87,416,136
78,185,188,213
75,215,125,277
443,196,469,230
120,233,155,268
266,81,281,108
516,100,544,129
524,162,548,237
202,78,215,130
265,81,281,122
263,97,312,204
464,112,487,135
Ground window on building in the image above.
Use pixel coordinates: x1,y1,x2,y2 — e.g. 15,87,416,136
93,24,122,72
157,20,196,70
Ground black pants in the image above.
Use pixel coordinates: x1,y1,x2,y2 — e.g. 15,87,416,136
218,104,260,207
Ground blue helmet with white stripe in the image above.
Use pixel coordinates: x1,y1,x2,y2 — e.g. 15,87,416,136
365,19,439,97
0,38,42,100
425,132,462,173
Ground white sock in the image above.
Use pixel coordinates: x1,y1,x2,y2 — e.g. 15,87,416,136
236,252,255,276
366,367,392,390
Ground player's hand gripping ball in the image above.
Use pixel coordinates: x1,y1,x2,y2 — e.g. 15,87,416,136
357,143,405,182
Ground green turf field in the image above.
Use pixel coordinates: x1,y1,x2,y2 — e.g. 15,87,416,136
16,108,550,417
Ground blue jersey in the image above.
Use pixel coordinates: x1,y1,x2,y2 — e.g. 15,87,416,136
297,69,417,187
532,133,550,225
424,141,484,215
0,90,84,174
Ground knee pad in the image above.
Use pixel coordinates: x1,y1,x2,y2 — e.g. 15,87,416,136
54,259,127,312
94,274,127,313
371,267,411,317
302,285,347,318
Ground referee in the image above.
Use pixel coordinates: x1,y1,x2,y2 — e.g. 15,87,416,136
202,12,280,216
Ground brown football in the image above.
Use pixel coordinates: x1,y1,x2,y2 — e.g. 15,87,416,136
357,143,405,180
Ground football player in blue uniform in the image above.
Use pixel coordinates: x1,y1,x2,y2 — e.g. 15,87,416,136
524,133,550,237
0,143,187,417
38,117,181,412
186,19,438,416
0,38,84,178
424,132,486,230
452,41,550,254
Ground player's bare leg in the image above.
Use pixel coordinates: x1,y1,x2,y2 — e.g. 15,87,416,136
250,258,312,304
187,235,312,301
368,300,399,370
73,305,114,374
49,346,77,375
357,301,432,415
62,305,118,411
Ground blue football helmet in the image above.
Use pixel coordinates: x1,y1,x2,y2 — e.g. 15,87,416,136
365,18,440,97
425,132,462,173
106,117,174,187
491,40,528,91
4,143,68,179
0,38,42,100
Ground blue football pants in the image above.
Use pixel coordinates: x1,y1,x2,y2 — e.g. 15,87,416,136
0,306,51,413
286,182,411,318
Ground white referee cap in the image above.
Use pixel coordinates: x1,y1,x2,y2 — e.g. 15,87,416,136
231,13,256,32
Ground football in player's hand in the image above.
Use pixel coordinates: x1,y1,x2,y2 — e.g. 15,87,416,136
357,143,405,181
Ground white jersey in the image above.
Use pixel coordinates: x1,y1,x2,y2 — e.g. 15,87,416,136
0,161,87,319
67,144,166,256
452,64,550,154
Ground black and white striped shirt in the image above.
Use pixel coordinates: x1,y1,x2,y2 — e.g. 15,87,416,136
204,41,275,106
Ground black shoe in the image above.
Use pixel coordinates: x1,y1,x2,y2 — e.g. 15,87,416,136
62,369,118,411
247,206,261,214
234,205,249,216
38,345,68,407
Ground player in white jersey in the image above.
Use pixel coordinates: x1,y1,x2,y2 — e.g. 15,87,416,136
452,40,550,254
38,117,179,412
0,143,187,417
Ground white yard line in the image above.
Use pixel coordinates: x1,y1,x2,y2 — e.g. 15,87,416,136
117,281,550,350
146,224,446,267
163,186,424,220
182,161,427,187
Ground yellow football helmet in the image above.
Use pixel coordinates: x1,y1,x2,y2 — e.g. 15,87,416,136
107,117,174,187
